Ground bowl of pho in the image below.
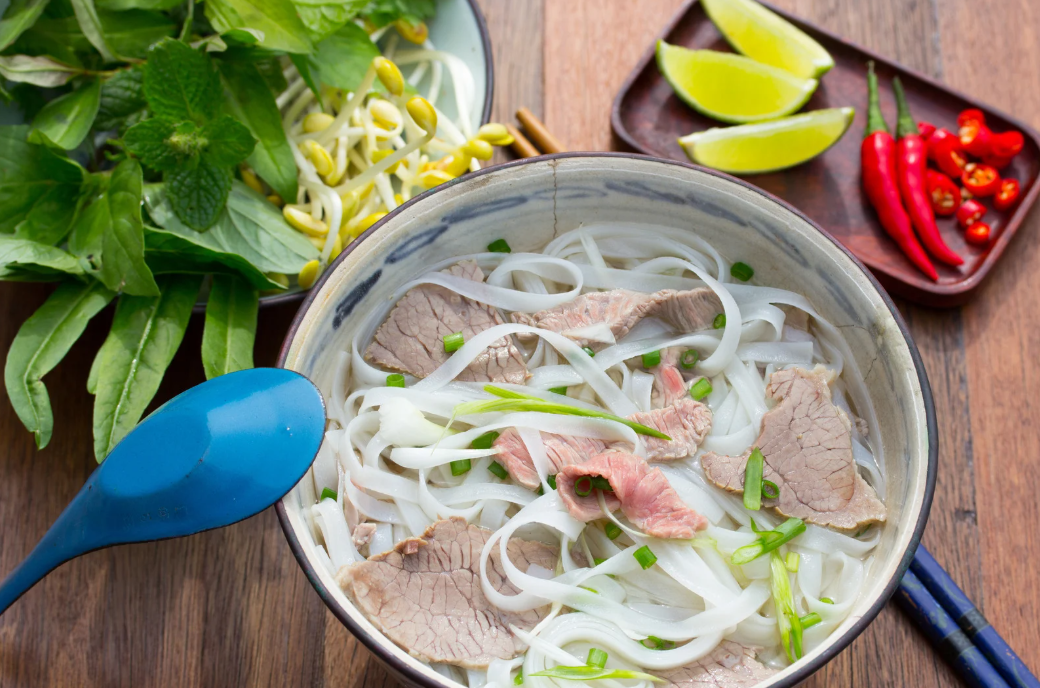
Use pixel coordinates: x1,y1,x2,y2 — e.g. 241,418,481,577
276,153,936,688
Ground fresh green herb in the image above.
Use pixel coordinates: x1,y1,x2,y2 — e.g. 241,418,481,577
642,350,661,367
690,378,712,401
443,331,464,352
633,545,657,570
487,238,511,253
363,0,437,27
713,313,726,329
743,447,764,511
770,550,804,662
450,459,471,476
488,461,509,480
28,79,101,150
731,518,807,566
470,430,500,449
386,373,406,388
604,522,622,540
586,648,608,669
548,386,568,395
762,480,780,499
593,557,606,566
201,274,257,380
513,669,522,685
786,552,800,572
590,476,611,491
546,474,557,490
800,612,822,630
582,346,595,357
680,349,699,369
204,0,313,53
320,487,337,501
730,261,754,281
641,636,675,650
574,476,593,497
579,585,598,594
820,597,834,604
530,667,662,683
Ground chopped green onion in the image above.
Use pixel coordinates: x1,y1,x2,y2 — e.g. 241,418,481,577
743,448,764,511
587,648,608,668
762,480,780,499
680,349,699,369
593,557,607,566
530,667,662,682
633,545,657,570
786,552,800,572
320,487,337,501
690,378,713,401
580,585,598,594
640,636,675,650
470,431,500,449
450,459,471,476
549,386,568,395
456,387,673,440
590,476,612,491
820,597,834,604
488,238,511,253
547,474,557,490
574,476,593,497
731,517,807,566
713,313,726,329
444,331,464,352
604,522,622,540
642,350,661,367
514,669,523,685
488,461,509,480
730,261,754,281
537,485,543,496
800,612,822,630
386,373,406,388
770,550,804,662
582,346,596,357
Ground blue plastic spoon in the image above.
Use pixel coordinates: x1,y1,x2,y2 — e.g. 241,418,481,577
0,367,325,615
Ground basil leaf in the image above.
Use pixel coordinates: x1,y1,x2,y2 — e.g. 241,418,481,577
361,0,435,27
289,52,321,101
199,114,255,167
204,0,312,54
10,15,91,65
71,159,160,296
4,280,114,448
144,37,222,124
28,78,101,149
91,274,201,461
166,157,233,230
0,235,85,280
96,9,176,59
201,273,257,379
143,181,318,274
70,0,117,62
0,0,50,52
0,54,82,87
95,65,147,132
292,0,367,42
123,117,179,170
254,57,288,93
143,225,284,290
307,22,380,92
218,58,297,201
95,0,182,10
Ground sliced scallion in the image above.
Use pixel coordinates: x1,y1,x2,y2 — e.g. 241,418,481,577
713,313,726,329
549,386,568,395
640,635,675,650
386,373,406,388
680,349,699,369
604,522,622,540
770,550,804,662
443,331,464,352
743,448,764,511
800,612,822,630
690,378,712,401
514,669,523,685
731,517,807,566
642,350,661,367
579,585,598,594
546,474,557,490
730,261,754,281
582,346,596,357
633,545,657,570
820,597,834,604
450,459,471,476
590,476,612,491
488,238,511,253
762,479,780,499
488,461,509,480
574,476,593,497
470,430,500,449
320,487,337,501
530,667,661,682
593,557,607,566
586,648,608,669
786,552,800,572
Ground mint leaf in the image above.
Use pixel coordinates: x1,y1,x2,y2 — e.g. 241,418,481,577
144,38,221,124
307,22,380,93
0,235,85,280
0,0,50,52
204,0,313,54
166,157,232,230
362,0,435,27
292,0,368,42
123,117,179,170
29,79,101,150
201,273,257,379
96,65,147,132
200,114,255,167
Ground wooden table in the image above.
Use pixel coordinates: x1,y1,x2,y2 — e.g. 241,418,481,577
2,0,1038,685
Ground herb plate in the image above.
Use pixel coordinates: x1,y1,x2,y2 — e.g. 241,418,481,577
611,0,1040,307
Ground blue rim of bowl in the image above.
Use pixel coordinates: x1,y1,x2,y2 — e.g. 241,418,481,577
251,0,496,312
275,152,938,688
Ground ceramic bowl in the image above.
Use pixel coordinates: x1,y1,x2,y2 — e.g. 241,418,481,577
276,153,937,688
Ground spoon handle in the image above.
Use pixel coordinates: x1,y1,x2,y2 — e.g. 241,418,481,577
0,530,77,614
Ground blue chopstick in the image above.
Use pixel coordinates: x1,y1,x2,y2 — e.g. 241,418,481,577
896,568,1012,688
912,546,1040,688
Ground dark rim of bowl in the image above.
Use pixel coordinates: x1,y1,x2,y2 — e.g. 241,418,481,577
275,152,938,688
247,0,495,313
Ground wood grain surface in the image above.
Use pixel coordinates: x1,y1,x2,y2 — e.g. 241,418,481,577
1,0,1037,686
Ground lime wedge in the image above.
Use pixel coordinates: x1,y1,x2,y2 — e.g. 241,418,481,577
702,0,834,79
678,107,854,174
656,42,817,124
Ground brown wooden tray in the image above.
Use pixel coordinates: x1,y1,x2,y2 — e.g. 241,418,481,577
611,0,1040,307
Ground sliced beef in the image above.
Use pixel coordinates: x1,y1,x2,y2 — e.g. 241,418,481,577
365,261,527,383
649,348,690,409
556,451,708,538
701,366,886,531
493,398,713,489
511,288,722,349
660,641,776,688
337,517,556,669
352,522,377,550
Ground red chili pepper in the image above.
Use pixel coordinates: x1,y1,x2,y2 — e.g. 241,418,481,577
982,154,1013,170
958,108,986,127
955,199,985,228
959,120,993,157
861,64,938,280
918,121,936,139
990,130,1024,158
994,178,1021,211
892,77,964,267
926,169,960,216
927,129,968,178
961,163,1001,197
965,221,991,246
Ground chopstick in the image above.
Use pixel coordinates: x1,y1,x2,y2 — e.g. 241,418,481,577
911,546,1040,688
511,108,565,156
506,123,540,158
